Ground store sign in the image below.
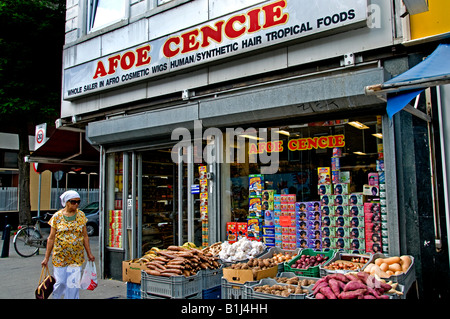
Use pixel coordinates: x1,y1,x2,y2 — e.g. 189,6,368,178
248,134,345,155
34,123,47,150
63,0,368,100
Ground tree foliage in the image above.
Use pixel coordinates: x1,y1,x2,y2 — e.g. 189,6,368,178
0,0,66,223
0,0,66,125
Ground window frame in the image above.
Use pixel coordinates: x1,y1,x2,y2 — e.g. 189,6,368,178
86,0,129,34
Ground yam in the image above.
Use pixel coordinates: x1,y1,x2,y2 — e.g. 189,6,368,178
400,255,412,272
388,263,402,272
319,286,337,299
338,288,367,299
145,269,161,276
343,281,366,292
328,279,342,296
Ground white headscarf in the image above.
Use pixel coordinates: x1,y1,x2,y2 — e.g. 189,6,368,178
60,190,81,207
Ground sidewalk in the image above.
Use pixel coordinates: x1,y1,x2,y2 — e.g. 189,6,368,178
0,228,127,299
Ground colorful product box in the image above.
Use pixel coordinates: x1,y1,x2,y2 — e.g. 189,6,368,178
333,194,348,205
226,222,237,243
263,210,274,226
247,218,262,241
333,205,349,216
368,173,379,186
318,184,333,195
318,167,331,184
339,171,351,184
348,193,364,205
309,239,322,250
237,222,248,238
249,174,263,197
331,157,340,171
262,190,275,201
349,205,364,217
349,227,365,239
363,184,379,196
334,183,349,195
332,170,340,184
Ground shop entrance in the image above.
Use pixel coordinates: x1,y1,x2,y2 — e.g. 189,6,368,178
138,143,211,255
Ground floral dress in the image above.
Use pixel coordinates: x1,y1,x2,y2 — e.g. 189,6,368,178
48,210,87,267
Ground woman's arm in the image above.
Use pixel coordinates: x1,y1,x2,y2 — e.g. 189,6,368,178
41,226,56,267
83,226,95,262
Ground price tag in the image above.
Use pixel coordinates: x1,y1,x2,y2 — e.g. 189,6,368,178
279,215,292,227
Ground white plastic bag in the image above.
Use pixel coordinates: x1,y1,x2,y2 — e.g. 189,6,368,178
80,261,98,291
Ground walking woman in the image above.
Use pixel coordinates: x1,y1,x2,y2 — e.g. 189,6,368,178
41,190,95,299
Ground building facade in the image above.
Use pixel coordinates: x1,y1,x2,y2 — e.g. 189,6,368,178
58,0,449,298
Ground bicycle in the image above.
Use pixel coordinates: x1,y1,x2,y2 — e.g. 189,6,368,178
13,213,52,257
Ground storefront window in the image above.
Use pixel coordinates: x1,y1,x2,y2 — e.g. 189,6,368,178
222,115,386,254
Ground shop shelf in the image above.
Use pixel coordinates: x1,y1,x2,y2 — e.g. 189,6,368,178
258,247,300,272
364,253,416,297
140,270,202,299
202,285,221,299
319,252,372,277
199,265,223,290
245,278,312,299
284,249,336,277
127,282,141,299
221,277,256,299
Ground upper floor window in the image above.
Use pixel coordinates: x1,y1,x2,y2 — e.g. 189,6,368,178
157,0,174,5
87,0,127,32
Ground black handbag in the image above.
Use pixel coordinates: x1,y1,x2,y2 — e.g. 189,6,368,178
35,265,56,299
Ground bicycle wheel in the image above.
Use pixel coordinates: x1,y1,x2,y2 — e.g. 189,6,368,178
13,227,40,257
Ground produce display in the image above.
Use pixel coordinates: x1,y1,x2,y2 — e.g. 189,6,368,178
364,255,412,278
253,282,308,297
290,254,329,269
219,237,266,262
311,272,403,299
226,257,278,280
323,256,370,271
143,245,221,277
275,276,317,287
272,252,295,264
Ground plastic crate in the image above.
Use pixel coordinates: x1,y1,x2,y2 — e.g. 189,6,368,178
319,252,372,277
140,270,202,299
284,249,335,277
276,272,318,288
221,277,256,299
258,247,300,272
306,284,405,299
127,282,141,299
200,265,223,290
365,253,416,296
246,278,312,299
141,291,202,299
202,285,221,299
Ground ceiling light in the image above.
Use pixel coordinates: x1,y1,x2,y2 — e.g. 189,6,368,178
353,151,367,155
348,121,369,129
372,133,383,139
238,134,265,141
274,130,290,136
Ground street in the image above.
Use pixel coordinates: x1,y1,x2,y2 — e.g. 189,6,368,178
0,228,127,299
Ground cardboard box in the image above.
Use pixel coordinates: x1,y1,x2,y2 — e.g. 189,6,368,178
122,260,147,284
223,265,278,284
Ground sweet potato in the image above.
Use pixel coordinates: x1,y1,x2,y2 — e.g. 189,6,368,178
312,281,329,294
343,281,367,292
328,279,341,296
356,271,369,283
328,273,349,283
145,269,161,276
319,286,337,299
338,288,367,299
363,294,377,299
366,286,382,299
315,293,326,299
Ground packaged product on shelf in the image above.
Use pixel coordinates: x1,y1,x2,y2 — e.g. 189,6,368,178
237,222,248,238
249,197,262,218
332,147,343,157
321,205,331,216
332,170,340,184
348,193,363,205
333,205,349,216
363,184,379,196
333,194,347,205
318,184,332,195
200,206,208,220
349,205,364,217
334,183,349,195
262,189,275,201
331,157,340,171
247,218,263,241
263,210,274,226
262,225,275,236
249,174,264,197
226,222,238,243
376,160,384,171
262,235,275,246
320,194,331,206
349,227,365,239
318,167,331,184
339,171,351,184
262,199,273,210
368,172,379,186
